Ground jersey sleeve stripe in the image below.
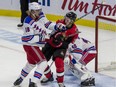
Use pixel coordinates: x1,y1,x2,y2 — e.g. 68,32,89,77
36,41,46,44
22,35,34,42
44,21,52,28
29,20,35,25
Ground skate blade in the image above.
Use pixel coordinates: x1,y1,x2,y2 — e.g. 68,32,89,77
12,85,21,87
17,27,23,30
41,81,53,85
81,85,95,87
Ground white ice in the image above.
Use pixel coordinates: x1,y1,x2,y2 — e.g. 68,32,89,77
0,16,116,87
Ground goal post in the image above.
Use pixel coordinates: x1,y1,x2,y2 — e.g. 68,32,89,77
95,15,116,73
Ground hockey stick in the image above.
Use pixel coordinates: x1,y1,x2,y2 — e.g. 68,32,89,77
67,30,81,38
75,1,105,21
49,61,54,68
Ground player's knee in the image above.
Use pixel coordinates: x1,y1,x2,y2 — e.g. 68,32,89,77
23,62,36,72
37,61,48,71
55,57,64,70
26,62,36,69
53,49,66,61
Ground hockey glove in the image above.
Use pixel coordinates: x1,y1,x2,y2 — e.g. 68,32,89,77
52,32,65,46
56,23,67,32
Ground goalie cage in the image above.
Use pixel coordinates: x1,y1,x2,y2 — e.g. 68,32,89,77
95,16,116,73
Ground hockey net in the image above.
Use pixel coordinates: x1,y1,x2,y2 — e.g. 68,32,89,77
95,16,116,74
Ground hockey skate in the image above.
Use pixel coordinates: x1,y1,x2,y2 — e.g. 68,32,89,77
29,79,37,87
81,77,95,87
40,74,54,85
17,23,23,27
13,77,23,86
29,82,37,87
58,83,66,87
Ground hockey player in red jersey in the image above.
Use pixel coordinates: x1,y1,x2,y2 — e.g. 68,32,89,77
40,12,79,87
13,2,66,87
64,37,96,87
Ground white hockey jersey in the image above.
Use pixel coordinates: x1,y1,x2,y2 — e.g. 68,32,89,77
22,12,57,47
67,37,96,61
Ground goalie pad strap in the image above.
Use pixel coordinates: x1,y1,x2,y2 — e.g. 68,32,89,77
71,58,77,64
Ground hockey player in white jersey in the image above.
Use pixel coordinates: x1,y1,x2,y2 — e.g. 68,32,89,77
64,37,96,87
13,2,66,87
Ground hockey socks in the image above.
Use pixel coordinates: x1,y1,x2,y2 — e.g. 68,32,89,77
44,65,52,79
41,65,54,84
55,57,64,83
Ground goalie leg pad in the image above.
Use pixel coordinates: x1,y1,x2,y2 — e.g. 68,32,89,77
69,63,92,81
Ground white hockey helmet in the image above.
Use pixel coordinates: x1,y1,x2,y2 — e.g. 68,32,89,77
29,2,42,11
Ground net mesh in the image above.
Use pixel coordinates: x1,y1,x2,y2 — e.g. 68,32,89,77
96,16,116,72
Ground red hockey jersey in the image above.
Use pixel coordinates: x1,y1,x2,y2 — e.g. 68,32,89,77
48,19,79,48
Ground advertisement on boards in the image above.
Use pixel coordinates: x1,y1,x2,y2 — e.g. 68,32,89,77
41,0,115,20
0,0,115,20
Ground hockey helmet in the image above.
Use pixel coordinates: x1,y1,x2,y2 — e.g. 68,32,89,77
29,2,42,11
65,12,77,21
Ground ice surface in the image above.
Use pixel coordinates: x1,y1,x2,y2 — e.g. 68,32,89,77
0,16,116,87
